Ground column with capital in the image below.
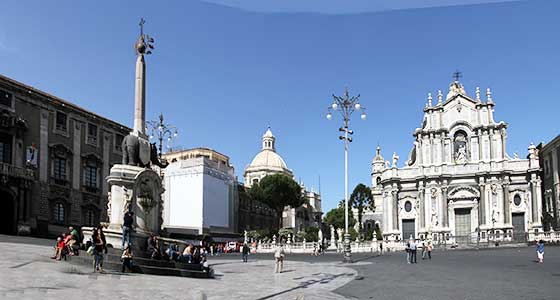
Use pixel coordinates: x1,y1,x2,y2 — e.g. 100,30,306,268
502,178,510,225
392,190,399,231
418,184,425,230
478,178,486,227
441,186,449,228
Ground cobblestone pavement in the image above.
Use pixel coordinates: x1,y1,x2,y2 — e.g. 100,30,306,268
335,246,560,300
0,235,357,300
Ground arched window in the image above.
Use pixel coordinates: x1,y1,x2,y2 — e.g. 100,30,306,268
376,177,381,185
252,178,259,185
85,209,96,226
53,202,65,223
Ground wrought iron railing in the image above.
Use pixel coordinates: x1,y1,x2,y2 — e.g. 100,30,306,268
0,162,35,180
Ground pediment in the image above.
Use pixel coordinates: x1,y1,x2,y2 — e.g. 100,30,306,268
448,186,479,199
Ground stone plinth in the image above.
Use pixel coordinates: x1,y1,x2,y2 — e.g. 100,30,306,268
96,164,164,249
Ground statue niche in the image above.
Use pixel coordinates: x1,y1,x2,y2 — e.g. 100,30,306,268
453,131,469,164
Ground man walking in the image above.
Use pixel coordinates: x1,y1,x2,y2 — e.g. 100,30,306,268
122,211,134,248
274,244,285,273
536,240,545,263
242,243,250,262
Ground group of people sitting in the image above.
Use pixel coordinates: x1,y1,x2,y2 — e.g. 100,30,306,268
146,235,209,270
51,226,81,260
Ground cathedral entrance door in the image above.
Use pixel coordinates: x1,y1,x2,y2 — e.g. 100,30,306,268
454,208,472,246
402,219,415,240
0,190,16,235
512,213,526,242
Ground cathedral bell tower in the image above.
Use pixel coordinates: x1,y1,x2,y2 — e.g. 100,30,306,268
371,145,385,190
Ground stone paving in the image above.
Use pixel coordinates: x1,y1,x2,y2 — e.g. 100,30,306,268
0,235,357,300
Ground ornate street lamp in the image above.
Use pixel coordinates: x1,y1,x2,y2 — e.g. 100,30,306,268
326,87,366,263
146,113,178,159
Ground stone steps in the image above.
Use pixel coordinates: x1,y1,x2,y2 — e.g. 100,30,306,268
67,250,213,278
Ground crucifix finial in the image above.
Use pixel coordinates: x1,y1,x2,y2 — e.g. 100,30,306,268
453,70,462,82
139,18,145,36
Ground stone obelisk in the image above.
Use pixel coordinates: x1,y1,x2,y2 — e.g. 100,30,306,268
133,26,146,137
93,19,163,250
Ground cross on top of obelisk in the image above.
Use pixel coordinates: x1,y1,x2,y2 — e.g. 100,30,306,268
453,70,462,82
139,18,145,36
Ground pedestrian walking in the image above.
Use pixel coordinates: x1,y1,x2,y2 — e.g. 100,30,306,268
122,210,134,248
379,241,383,255
242,243,250,262
421,240,426,259
405,241,411,264
409,239,417,263
427,241,432,259
536,240,545,263
274,244,285,273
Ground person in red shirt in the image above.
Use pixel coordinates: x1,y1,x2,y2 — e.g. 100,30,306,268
51,237,65,260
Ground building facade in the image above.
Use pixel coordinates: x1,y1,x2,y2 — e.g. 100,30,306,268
538,135,560,230
244,127,322,230
0,74,129,236
372,79,542,244
161,148,237,238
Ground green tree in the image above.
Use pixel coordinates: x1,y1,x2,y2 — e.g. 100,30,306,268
304,227,319,242
349,183,374,238
249,174,304,227
324,205,356,231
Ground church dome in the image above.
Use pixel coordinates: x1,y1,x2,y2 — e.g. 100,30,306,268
244,127,293,186
248,149,288,170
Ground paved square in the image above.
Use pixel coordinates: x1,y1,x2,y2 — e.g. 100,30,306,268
1,236,558,300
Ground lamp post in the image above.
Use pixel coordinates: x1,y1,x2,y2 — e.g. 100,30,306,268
146,113,178,159
326,87,366,263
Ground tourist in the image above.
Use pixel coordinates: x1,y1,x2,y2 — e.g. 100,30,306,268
210,244,214,256
121,245,133,273
274,244,285,273
193,246,202,264
183,244,194,263
379,241,383,255
242,243,250,262
427,241,433,259
147,234,160,259
421,240,426,259
405,241,411,264
67,226,79,255
122,210,134,248
410,239,418,263
92,226,107,272
51,236,65,260
536,240,545,263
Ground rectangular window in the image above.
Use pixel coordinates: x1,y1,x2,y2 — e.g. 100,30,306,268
53,157,67,180
84,165,97,188
55,111,67,132
0,133,12,163
115,134,124,152
0,90,12,108
87,123,98,144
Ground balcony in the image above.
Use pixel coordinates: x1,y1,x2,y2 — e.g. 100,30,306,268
0,162,35,181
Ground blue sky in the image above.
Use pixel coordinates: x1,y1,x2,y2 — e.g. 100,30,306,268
1,0,558,213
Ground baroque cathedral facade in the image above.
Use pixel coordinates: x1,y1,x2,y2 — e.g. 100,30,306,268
370,79,542,244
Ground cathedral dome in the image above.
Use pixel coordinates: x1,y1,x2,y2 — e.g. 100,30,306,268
244,127,293,186
248,149,288,170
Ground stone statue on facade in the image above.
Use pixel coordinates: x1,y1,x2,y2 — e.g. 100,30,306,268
455,144,467,164
392,152,399,168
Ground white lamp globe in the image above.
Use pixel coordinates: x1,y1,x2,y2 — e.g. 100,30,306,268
326,112,332,120
355,103,361,110
361,113,367,120
332,102,338,110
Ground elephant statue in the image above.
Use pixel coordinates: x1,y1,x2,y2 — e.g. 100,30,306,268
121,134,168,168
122,134,142,166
